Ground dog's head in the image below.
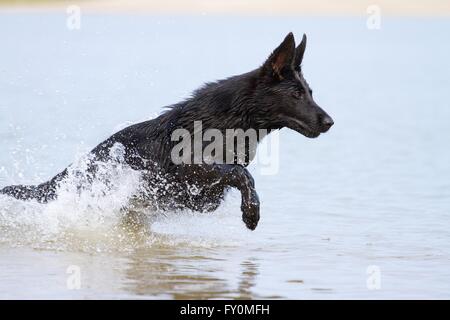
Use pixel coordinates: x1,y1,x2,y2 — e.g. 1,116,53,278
255,32,333,138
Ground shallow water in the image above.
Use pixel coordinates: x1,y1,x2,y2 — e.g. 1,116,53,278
0,13,450,299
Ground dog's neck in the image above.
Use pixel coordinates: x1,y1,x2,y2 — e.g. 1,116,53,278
161,69,278,136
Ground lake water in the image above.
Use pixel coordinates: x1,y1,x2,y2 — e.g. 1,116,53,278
0,13,449,299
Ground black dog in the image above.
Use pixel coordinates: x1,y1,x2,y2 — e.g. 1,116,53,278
0,33,333,230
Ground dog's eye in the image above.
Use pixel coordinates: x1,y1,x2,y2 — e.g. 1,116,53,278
292,91,301,99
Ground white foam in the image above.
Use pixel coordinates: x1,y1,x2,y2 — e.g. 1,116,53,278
0,143,248,252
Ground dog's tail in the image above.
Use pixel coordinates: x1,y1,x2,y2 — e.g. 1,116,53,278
0,170,67,203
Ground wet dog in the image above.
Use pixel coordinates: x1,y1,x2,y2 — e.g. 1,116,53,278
1,33,333,230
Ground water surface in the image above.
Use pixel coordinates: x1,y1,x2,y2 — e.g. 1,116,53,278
0,14,449,299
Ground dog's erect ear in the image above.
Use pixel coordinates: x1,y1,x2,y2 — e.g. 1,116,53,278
262,32,296,80
294,33,307,70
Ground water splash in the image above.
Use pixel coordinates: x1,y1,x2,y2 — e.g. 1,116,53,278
0,143,249,253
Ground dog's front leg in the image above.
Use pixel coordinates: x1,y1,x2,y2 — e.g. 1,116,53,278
178,164,260,230
223,165,260,230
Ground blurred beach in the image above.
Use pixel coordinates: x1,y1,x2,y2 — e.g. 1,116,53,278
1,0,450,16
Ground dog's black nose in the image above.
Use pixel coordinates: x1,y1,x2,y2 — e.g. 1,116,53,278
322,116,334,131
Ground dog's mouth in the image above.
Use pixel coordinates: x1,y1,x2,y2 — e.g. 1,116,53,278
283,116,321,138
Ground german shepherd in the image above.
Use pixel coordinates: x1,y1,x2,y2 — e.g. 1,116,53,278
1,33,333,230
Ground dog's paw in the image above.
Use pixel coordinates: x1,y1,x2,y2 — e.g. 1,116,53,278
241,201,260,231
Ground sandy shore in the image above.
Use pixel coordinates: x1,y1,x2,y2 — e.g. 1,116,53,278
1,0,450,16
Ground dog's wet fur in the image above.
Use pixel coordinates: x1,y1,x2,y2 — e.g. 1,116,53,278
1,33,333,230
